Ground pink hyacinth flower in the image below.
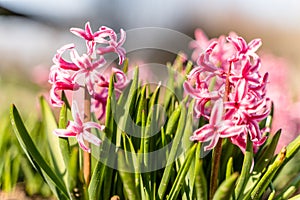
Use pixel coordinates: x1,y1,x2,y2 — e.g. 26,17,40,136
52,43,79,71
91,67,129,120
190,99,245,151
70,22,105,55
49,65,80,107
53,101,104,153
96,26,126,65
227,36,262,60
70,49,106,95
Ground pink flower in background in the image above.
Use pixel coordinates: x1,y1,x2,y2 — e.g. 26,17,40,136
260,53,300,151
186,30,270,153
189,28,214,62
53,102,104,153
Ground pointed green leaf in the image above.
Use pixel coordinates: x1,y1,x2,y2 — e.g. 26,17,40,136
249,148,287,200
226,157,233,180
89,74,116,200
10,104,70,199
58,103,71,174
287,194,300,200
167,144,198,200
118,150,141,200
40,96,67,179
255,129,281,172
212,173,239,200
194,143,208,200
158,104,184,199
235,136,253,199
274,174,300,200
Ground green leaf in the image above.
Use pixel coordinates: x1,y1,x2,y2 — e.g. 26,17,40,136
226,157,233,179
10,104,70,199
274,174,300,200
40,97,67,177
255,129,281,172
185,60,193,74
280,134,300,168
235,136,253,200
143,84,161,167
212,172,239,200
123,58,129,73
287,194,300,200
136,84,147,126
181,99,194,152
118,150,141,200
267,190,276,200
57,103,72,188
249,148,287,200
167,144,198,200
67,147,79,191
89,74,116,200
122,133,139,174
157,104,183,199
194,143,208,200
163,65,176,109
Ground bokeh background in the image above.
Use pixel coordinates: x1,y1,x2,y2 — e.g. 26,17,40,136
0,0,300,197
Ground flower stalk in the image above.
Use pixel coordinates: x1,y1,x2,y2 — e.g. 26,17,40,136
209,64,232,199
83,86,91,186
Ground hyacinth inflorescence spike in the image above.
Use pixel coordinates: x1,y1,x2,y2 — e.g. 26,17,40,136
185,31,270,153
49,22,128,152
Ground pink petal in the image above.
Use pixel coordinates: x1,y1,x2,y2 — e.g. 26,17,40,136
83,131,102,146
50,86,64,107
84,122,105,130
235,79,247,102
97,46,115,55
84,22,93,39
248,39,262,53
116,47,126,65
204,134,220,151
53,129,76,137
71,101,83,126
70,27,89,40
117,29,126,46
190,125,214,142
113,68,128,89
220,124,245,138
210,99,223,125
77,134,91,153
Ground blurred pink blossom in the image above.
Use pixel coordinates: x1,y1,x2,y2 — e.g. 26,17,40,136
260,53,300,151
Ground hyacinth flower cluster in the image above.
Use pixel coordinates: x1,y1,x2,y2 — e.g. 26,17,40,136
48,22,128,152
185,32,270,153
